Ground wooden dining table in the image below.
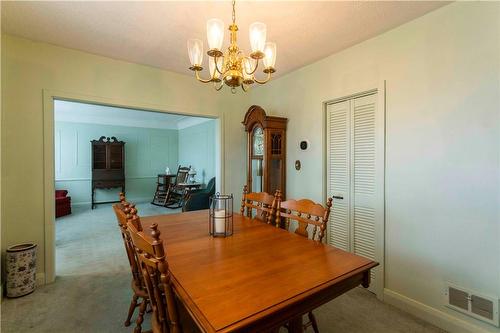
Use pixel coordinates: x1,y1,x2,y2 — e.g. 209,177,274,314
142,210,378,333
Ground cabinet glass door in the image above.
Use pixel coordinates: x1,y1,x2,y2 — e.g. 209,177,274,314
109,145,123,169
93,145,106,169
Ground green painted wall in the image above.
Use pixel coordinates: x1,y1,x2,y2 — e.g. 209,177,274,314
55,122,178,205
178,120,216,186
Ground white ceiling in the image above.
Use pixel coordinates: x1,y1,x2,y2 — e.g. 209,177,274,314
54,100,212,130
1,1,448,78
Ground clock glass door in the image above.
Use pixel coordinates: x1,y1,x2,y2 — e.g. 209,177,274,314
251,126,264,192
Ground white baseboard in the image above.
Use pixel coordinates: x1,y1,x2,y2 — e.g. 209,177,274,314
384,289,496,333
71,202,92,208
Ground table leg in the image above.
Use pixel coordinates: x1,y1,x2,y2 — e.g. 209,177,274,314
288,316,303,333
362,270,371,288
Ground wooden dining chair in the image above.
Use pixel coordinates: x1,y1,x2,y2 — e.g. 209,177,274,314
112,196,148,333
275,191,333,333
127,218,199,333
240,185,278,225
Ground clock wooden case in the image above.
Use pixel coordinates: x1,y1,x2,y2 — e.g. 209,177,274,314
242,105,287,197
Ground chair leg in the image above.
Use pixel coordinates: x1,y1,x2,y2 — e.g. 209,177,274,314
124,294,139,326
134,298,147,333
308,311,319,333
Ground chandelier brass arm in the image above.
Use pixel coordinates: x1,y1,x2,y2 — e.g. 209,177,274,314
214,56,224,75
253,69,273,85
194,68,214,84
241,82,250,92
214,79,224,91
192,57,225,84
244,58,259,76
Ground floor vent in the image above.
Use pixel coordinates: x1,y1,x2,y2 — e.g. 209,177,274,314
444,283,499,326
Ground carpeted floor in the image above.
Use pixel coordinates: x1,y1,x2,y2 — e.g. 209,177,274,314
1,202,446,333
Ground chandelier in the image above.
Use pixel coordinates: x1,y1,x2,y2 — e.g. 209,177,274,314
187,0,276,93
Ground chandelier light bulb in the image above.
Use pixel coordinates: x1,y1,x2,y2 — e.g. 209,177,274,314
207,18,224,51
263,42,276,68
249,22,267,54
187,39,203,67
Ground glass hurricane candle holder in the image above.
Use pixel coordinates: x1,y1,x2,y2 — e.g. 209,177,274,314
209,193,233,237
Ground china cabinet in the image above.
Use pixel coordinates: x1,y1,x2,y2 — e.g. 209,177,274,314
91,136,125,208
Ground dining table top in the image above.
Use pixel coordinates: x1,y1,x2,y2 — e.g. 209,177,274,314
141,210,378,333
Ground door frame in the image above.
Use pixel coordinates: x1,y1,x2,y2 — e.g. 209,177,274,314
43,89,225,284
322,81,386,299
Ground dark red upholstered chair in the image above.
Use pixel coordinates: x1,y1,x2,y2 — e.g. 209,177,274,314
55,190,71,218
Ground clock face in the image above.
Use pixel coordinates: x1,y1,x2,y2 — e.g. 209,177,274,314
253,127,264,156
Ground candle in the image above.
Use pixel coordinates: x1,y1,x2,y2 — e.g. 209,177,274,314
214,209,226,234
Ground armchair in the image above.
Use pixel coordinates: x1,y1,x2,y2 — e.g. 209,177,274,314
182,177,216,212
55,190,72,218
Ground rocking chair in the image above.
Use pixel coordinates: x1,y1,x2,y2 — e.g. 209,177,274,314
164,165,191,208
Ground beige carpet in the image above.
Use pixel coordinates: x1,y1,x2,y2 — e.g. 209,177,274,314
1,203,446,333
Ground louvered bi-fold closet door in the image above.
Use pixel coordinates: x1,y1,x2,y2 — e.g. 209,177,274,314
326,101,351,252
326,92,384,298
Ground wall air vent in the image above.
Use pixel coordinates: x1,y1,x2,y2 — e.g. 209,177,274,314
444,283,499,326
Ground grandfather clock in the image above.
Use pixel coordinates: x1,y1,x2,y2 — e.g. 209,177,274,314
242,105,287,196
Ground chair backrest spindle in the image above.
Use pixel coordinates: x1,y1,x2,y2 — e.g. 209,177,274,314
276,196,333,242
126,203,143,232
174,165,191,186
240,185,278,225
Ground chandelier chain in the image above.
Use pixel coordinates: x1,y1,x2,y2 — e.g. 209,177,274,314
232,0,236,25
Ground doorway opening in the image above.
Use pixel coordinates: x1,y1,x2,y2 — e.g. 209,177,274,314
50,98,221,281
